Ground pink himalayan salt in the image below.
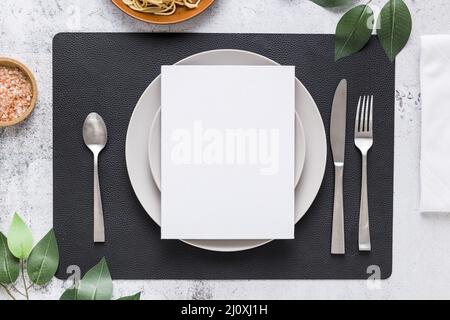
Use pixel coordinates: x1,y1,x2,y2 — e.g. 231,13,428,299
0,65,33,123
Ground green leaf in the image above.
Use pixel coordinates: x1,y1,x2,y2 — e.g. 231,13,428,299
27,229,59,285
7,213,33,259
310,0,352,7
60,288,78,300
378,0,412,62
0,232,20,284
335,4,374,61
117,292,141,300
76,257,113,300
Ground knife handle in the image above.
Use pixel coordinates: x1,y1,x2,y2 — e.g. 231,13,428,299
331,164,345,254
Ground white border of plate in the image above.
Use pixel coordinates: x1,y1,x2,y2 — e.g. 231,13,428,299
125,49,327,252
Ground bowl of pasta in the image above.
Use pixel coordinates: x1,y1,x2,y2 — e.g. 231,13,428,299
112,0,215,24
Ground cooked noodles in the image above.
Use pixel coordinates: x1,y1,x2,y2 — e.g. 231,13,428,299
122,0,201,16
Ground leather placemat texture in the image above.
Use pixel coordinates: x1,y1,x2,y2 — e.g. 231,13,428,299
53,33,394,279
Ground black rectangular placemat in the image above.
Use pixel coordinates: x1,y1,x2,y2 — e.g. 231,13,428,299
53,33,394,280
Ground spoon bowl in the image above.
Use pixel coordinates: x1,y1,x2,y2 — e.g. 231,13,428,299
83,113,108,153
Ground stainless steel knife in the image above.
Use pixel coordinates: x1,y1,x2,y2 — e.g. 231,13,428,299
330,79,347,255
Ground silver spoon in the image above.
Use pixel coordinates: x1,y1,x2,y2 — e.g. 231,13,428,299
83,112,107,243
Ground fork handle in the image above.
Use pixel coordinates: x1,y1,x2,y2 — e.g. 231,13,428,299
358,153,371,251
331,164,345,254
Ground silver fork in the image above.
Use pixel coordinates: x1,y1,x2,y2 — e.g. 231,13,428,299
355,95,373,251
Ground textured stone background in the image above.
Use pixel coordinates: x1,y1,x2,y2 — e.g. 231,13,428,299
1,0,450,299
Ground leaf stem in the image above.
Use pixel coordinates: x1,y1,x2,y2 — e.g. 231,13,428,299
10,284,27,297
0,283,16,300
21,260,29,300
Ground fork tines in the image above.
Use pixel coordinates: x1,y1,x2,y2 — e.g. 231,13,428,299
355,95,373,134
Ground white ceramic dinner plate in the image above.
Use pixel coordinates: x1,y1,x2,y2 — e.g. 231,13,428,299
125,49,327,252
148,108,306,192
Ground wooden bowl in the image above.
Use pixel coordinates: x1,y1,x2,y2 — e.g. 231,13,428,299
0,58,38,127
111,0,215,25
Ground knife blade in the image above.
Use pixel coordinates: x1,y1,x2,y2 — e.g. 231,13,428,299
330,79,347,254
330,79,347,164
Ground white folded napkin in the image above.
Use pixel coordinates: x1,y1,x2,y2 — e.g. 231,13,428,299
420,35,450,212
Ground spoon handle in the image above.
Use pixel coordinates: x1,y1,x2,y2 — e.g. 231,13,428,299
93,153,105,242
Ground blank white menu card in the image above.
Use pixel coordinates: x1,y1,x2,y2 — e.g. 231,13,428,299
161,65,295,239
